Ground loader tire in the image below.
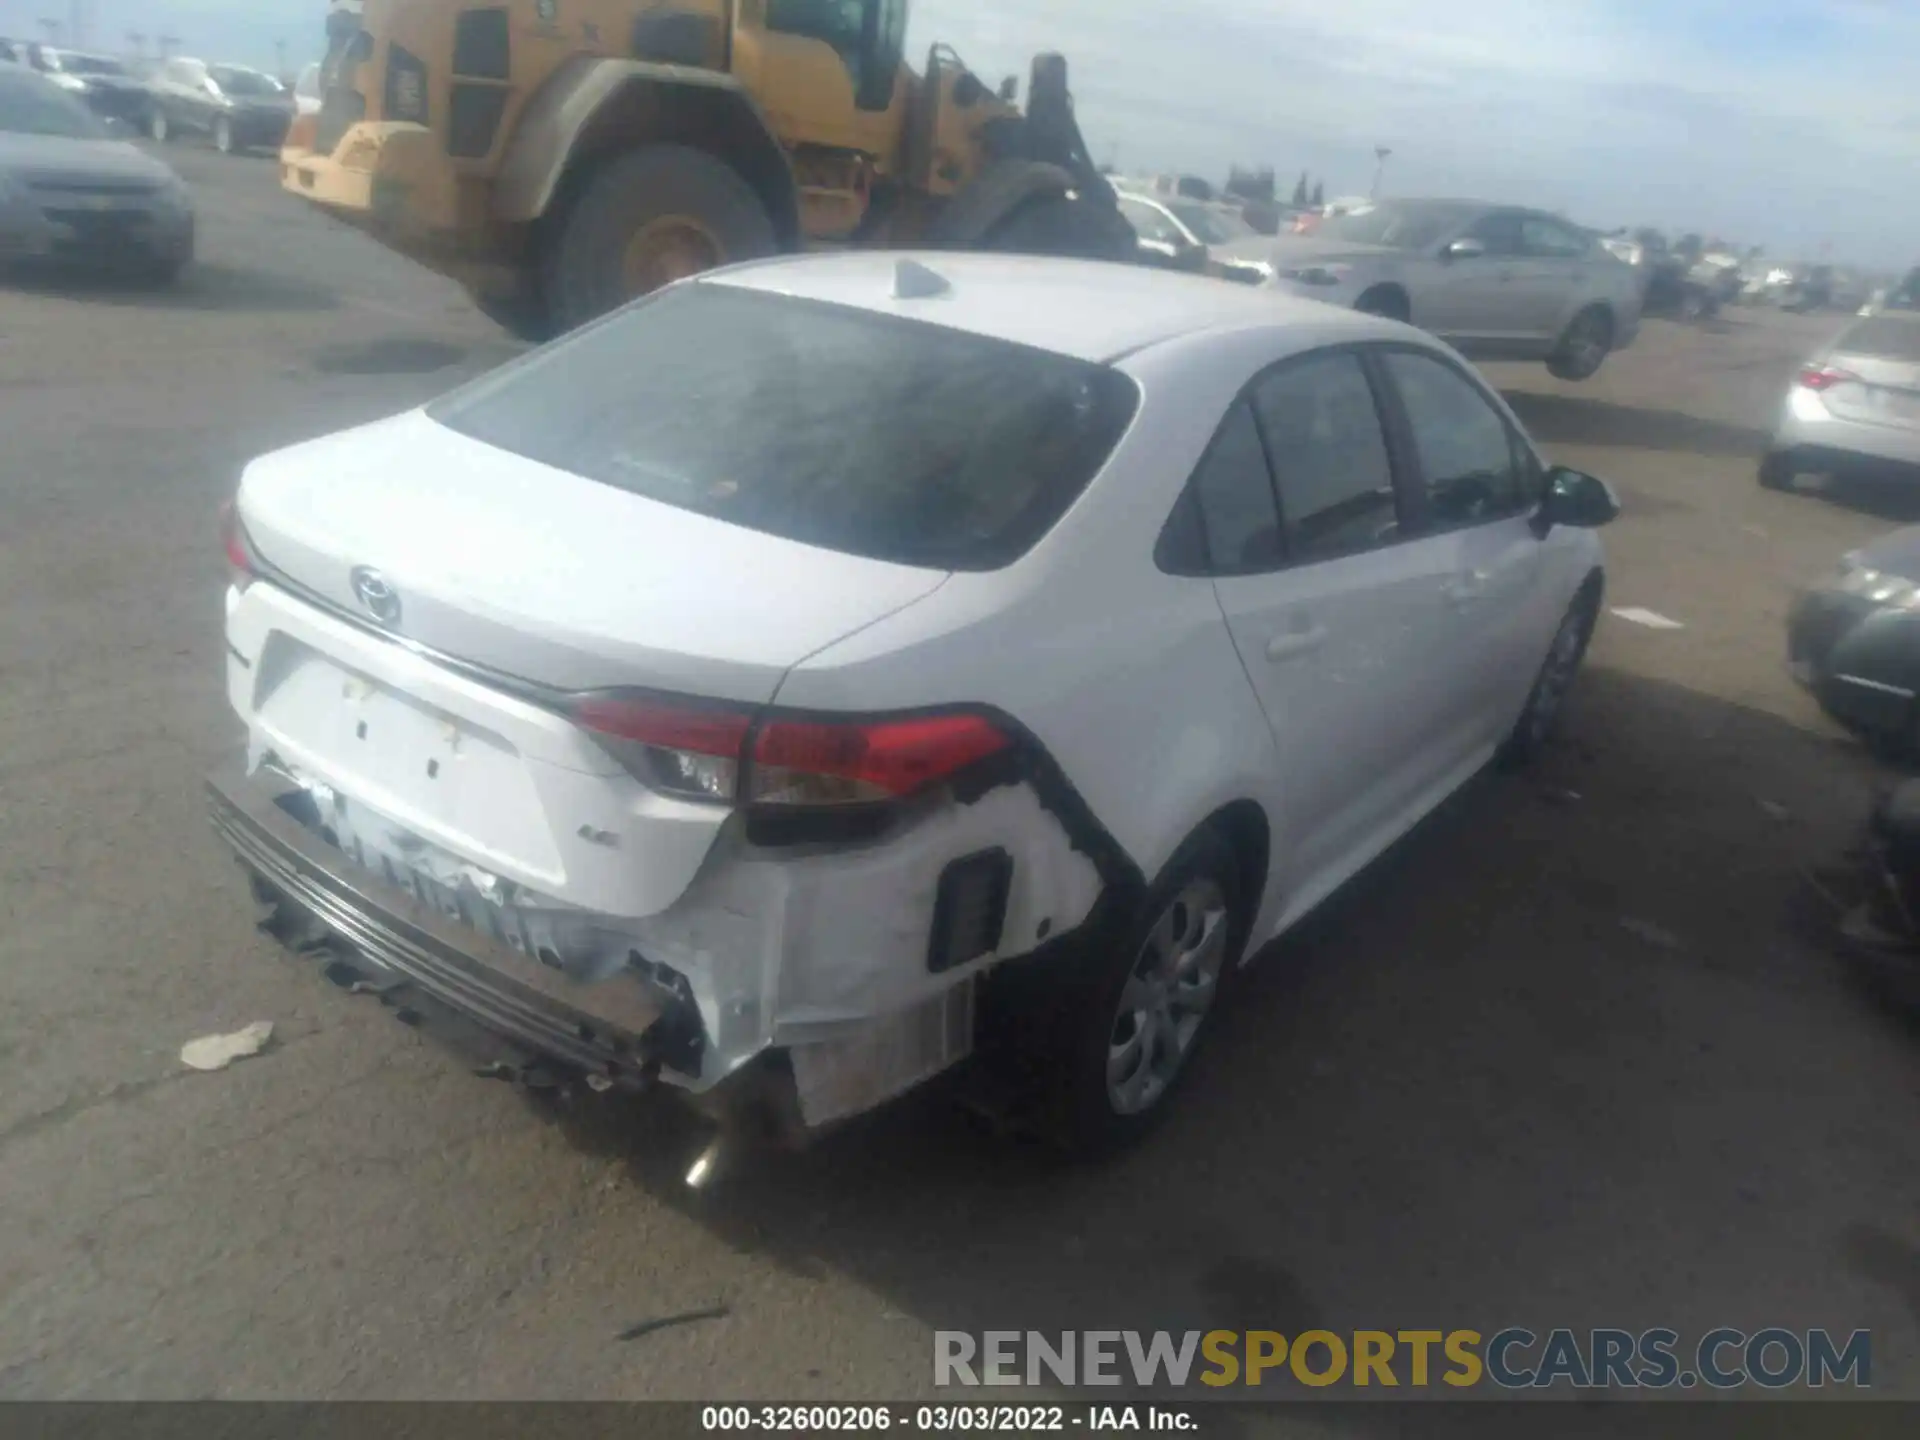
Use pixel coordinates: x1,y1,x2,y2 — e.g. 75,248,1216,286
986,193,1137,264
542,144,777,335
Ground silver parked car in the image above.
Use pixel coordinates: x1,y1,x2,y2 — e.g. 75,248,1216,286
1761,313,1920,490
1214,198,1643,381
0,62,194,280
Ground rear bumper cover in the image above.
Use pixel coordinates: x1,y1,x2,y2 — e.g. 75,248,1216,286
208,755,681,1084
1787,588,1920,736
1774,389,1920,473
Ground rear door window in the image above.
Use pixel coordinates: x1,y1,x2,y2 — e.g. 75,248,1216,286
1251,351,1401,561
1463,211,1523,257
428,284,1140,571
1187,401,1285,573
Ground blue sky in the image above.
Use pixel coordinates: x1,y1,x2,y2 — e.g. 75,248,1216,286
8,0,1913,266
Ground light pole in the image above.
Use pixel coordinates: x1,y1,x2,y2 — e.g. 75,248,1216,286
1370,146,1393,199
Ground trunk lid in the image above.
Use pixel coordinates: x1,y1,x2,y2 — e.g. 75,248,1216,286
1825,317,1920,431
235,409,952,703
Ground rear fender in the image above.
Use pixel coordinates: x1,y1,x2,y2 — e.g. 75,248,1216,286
493,54,800,245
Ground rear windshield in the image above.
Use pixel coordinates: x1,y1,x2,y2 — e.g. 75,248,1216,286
428,284,1141,571
1841,316,1920,361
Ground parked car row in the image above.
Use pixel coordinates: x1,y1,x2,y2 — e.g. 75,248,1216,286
0,39,292,154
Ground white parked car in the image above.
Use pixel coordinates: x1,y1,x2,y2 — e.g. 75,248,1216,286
209,253,1618,1156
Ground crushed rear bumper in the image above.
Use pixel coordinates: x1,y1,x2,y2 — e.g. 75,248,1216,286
206,755,692,1087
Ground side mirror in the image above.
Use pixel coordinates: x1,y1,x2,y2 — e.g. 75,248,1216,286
1443,237,1488,261
1537,466,1620,531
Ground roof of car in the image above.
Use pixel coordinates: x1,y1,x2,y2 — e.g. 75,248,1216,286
699,251,1401,363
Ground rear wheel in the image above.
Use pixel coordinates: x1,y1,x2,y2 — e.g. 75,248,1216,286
1046,829,1247,1154
542,144,777,336
1547,305,1614,381
1759,448,1798,491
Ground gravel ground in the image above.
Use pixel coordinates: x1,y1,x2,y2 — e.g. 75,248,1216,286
2,146,1917,1404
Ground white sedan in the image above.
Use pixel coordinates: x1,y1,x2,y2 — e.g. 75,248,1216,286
209,253,1618,1159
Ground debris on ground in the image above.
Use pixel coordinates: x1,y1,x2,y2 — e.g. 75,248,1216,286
616,1303,729,1343
180,1021,275,1072
1610,607,1686,631
1619,917,1683,951
1541,786,1584,805
1758,799,1793,823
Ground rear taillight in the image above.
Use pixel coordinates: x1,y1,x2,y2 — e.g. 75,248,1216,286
749,713,1012,806
1798,364,1858,392
571,695,751,802
568,695,1014,808
220,499,257,590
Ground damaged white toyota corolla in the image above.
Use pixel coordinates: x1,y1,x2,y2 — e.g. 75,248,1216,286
209,252,1618,1155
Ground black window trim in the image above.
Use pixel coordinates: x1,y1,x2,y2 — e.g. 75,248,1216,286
1365,340,1550,535
1154,341,1428,579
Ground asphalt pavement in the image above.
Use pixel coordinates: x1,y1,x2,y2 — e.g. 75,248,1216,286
2,146,1918,1403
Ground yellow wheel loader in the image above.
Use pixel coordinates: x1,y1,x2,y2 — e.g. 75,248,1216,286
286,1,1136,337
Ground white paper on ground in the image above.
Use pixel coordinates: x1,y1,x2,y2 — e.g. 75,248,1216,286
1610,607,1685,630
180,1021,275,1072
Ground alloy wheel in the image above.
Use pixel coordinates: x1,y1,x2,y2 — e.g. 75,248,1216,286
1106,877,1230,1116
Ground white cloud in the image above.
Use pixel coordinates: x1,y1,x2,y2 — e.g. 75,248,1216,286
911,0,1920,264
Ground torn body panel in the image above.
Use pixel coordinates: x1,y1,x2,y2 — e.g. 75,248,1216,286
218,584,1105,1127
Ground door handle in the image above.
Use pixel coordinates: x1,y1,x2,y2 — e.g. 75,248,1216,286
1446,569,1493,606
1266,627,1328,662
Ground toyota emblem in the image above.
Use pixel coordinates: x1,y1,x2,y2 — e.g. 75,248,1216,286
349,566,402,627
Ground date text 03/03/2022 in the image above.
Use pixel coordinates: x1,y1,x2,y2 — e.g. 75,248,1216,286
701,1405,1195,1432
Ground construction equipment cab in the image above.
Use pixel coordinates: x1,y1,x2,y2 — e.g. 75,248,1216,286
286,0,1132,336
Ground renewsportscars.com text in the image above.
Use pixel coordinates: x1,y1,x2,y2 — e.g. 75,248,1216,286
934,1328,1872,1390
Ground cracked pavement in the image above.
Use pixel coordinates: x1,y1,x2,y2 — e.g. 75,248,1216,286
2,148,1919,1402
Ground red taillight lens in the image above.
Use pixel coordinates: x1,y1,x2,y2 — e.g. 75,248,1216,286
570,695,752,803
749,713,1012,806
1797,365,1857,392
569,696,1014,809
221,499,256,588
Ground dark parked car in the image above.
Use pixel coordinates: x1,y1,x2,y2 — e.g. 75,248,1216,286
1791,526,1920,753
27,47,153,130
146,56,293,154
0,62,194,280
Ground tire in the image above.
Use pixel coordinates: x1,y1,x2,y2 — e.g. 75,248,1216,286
985,193,1138,263
1355,285,1409,322
1046,829,1248,1155
149,108,170,143
1500,579,1602,767
542,143,777,335
1758,449,1797,491
1547,304,1614,381
212,115,233,154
